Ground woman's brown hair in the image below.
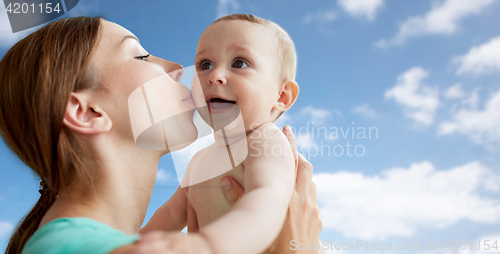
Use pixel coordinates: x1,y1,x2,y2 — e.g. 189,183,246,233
0,17,102,254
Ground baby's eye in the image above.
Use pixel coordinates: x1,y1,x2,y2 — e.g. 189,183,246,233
200,61,213,70
231,59,248,69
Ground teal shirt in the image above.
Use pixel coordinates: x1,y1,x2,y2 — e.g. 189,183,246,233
22,218,139,254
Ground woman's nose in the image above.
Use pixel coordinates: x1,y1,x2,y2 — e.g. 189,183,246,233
168,67,184,82
208,68,226,86
150,55,184,82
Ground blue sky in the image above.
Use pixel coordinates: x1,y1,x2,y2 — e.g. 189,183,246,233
1,0,500,252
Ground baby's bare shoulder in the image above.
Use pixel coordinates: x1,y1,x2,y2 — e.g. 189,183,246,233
245,123,292,164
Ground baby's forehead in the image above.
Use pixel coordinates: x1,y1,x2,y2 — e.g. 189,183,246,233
203,20,281,58
205,20,279,46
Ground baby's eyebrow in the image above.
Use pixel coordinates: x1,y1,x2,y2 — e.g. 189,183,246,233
195,45,255,61
196,48,210,57
228,44,250,52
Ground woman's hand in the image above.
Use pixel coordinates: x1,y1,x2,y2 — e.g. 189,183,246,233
220,126,322,254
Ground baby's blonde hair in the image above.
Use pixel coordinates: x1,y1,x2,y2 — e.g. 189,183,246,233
214,14,297,81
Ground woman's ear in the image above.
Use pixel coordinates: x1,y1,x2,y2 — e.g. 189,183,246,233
274,79,299,112
63,91,112,134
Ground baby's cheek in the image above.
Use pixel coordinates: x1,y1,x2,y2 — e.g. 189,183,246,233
239,107,257,126
191,83,207,107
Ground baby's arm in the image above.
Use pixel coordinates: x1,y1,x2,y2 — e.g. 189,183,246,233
199,123,295,254
140,186,188,234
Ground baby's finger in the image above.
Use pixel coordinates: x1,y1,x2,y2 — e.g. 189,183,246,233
296,153,313,193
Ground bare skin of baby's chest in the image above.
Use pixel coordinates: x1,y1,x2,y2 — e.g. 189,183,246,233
187,161,245,228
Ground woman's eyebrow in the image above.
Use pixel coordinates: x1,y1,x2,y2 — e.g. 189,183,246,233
122,35,140,44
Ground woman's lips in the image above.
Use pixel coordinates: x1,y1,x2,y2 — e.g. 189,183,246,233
183,98,195,106
182,95,195,109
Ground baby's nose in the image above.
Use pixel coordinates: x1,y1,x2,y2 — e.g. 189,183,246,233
209,79,224,85
208,69,226,86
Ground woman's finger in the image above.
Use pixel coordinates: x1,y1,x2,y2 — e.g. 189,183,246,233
187,201,199,233
296,153,314,193
283,125,298,174
221,176,245,206
310,182,318,207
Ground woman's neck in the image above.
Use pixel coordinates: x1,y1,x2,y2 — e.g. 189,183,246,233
40,141,162,235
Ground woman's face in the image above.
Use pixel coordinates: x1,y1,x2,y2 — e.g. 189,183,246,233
90,20,197,153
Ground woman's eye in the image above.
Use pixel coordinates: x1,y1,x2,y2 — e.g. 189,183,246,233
135,54,150,61
200,61,213,70
231,59,248,68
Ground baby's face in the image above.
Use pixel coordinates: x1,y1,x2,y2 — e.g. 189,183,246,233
193,20,282,132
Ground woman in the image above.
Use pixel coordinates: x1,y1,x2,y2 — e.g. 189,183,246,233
0,17,321,254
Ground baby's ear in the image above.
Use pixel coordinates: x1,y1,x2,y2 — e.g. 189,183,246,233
274,79,299,112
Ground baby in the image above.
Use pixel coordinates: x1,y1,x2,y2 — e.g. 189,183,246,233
142,14,299,254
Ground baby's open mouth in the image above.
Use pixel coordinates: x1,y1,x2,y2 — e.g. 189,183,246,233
207,97,236,113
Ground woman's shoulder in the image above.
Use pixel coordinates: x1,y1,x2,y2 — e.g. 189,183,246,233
22,217,139,254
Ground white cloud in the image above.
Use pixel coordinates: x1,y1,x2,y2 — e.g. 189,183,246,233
439,89,500,143
313,161,500,240
351,103,378,118
0,221,14,238
462,87,481,109
337,0,384,21
303,9,337,24
216,0,239,19
296,132,318,151
385,67,439,125
377,0,496,47
300,106,335,125
455,36,500,75
445,83,466,99
156,168,173,184
285,106,338,155
277,106,339,128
